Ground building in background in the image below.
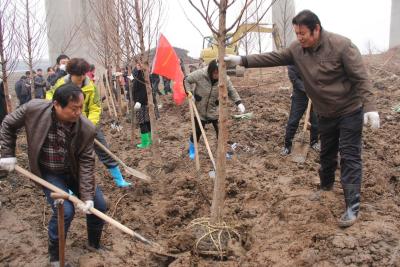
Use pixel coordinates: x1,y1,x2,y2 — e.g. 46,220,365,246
272,0,296,49
390,0,400,48
45,0,103,69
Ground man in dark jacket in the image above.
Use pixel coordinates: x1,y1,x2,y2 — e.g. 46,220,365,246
34,68,47,98
282,65,319,155
15,72,31,105
0,84,107,265
225,10,380,228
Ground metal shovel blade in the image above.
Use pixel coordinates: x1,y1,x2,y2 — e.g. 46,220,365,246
291,135,309,164
124,166,152,182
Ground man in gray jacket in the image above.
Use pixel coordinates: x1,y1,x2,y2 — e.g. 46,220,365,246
184,59,245,160
225,10,380,227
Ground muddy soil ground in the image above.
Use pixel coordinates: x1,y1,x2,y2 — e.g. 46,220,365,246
1,48,400,266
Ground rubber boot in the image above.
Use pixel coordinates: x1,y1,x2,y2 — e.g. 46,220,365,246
189,140,195,160
108,166,131,188
338,184,361,228
137,132,151,149
48,239,59,265
87,227,103,251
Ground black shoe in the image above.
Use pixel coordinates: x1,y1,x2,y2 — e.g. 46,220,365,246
338,184,360,228
48,239,59,263
281,147,291,156
87,227,103,250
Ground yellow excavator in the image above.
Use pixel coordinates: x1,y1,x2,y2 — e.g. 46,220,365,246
200,23,282,76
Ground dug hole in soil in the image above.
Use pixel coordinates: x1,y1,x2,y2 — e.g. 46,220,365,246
1,48,400,266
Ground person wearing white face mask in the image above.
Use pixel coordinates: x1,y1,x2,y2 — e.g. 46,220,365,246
225,10,380,228
49,54,70,86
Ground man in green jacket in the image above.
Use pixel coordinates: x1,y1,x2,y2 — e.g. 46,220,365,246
225,10,380,227
47,58,131,188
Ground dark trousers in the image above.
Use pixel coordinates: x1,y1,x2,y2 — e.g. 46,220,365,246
318,108,363,187
284,89,318,149
94,128,118,168
140,121,151,134
42,172,107,242
190,119,219,142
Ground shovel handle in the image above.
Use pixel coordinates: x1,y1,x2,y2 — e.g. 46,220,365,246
14,165,154,246
189,98,216,170
303,99,312,133
94,139,126,168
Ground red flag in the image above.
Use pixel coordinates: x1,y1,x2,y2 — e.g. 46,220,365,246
152,34,186,105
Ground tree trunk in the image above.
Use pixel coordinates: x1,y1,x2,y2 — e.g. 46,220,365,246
211,0,228,224
0,24,12,112
25,0,34,99
134,0,160,160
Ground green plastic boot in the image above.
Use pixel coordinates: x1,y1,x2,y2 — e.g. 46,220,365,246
137,132,152,148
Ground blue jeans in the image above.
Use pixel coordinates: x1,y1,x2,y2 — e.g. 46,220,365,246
284,89,318,149
42,172,107,241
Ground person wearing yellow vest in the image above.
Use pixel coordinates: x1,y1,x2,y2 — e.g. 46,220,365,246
46,58,131,188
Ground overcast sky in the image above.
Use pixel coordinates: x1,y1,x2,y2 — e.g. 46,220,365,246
162,0,392,58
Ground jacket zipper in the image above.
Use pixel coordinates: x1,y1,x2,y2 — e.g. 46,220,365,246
204,79,214,121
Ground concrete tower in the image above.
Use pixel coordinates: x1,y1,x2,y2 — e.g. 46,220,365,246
390,0,400,48
272,0,296,48
45,0,99,66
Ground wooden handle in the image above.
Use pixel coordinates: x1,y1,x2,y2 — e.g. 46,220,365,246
14,165,154,246
303,99,312,133
189,99,200,171
50,192,69,200
189,98,216,170
94,139,125,167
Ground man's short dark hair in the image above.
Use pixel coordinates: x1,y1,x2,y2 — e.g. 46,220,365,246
25,71,30,76
53,83,83,108
37,68,42,72
56,54,70,65
47,67,53,72
66,58,90,76
292,10,322,33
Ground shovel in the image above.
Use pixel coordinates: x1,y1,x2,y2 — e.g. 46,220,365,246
14,165,182,258
188,98,217,178
14,166,154,245
94,139,151,182
291,99,312,163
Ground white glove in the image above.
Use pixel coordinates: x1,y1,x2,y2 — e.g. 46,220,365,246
0,157,17,172
127,74,134,81
364,111,380,129
224,55,242,68
77,200,94,214
134,102,141,110
237,103,245,114
59,64,66,71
